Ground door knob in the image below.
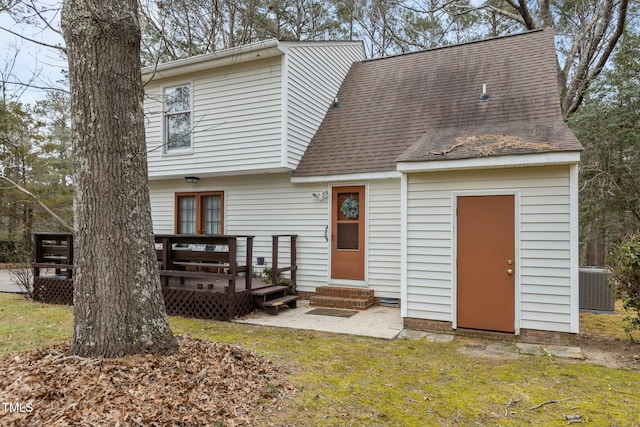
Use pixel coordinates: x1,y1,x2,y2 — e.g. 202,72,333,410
507,269,513,275
507,259,513,265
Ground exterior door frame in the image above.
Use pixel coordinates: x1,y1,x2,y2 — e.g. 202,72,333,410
328,183,368,286
451,190,521,334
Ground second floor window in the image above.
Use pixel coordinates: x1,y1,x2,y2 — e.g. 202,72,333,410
164,84,191,151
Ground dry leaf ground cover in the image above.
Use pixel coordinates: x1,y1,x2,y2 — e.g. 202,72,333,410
1,293,639,426
0,336,293,426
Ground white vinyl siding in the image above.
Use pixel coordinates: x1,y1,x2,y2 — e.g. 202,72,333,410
145,56,284,178
285,44,366,168
145,42,364,180
367,179,402,298
149,175,401,297
405,166,574,333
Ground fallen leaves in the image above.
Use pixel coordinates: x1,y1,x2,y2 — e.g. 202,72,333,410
452,134,555,157
0,335,295,426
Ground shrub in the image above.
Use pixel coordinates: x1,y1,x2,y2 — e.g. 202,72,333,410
606,234,640,340
261,267,297,295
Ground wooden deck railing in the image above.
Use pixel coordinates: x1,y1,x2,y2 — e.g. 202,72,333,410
32,232,74,280
271,234,297,286
154,234,254,294
31,233,300,293
31,232,300,320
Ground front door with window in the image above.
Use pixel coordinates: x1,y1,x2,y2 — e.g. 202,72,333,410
176,192,224,234
331,186,365,281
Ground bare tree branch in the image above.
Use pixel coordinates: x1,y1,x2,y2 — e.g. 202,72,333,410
3,80,69,93
0,26,66,53
0,174,72,231
515,0,535,30
485,5,525,26
21,0,63,36
565,0,628,115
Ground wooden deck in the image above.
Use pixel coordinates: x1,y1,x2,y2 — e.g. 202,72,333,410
31,232,298,320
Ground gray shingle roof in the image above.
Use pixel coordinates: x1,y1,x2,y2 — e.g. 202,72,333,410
293,29,582,178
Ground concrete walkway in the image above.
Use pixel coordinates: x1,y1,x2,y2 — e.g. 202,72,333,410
399,329,584,360
235,300,584,360
0,269,24,293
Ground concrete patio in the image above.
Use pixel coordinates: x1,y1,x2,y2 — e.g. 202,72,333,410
234,299,404,339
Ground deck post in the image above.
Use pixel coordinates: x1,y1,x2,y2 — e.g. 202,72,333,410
33,234,42,278
161,237,171,287
245,236,253,290
65,234,74,279
290,235,297,285
228,237,237,294
54,238,62,276
271,235,279,285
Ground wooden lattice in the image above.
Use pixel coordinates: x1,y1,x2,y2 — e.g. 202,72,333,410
33,277,74,305
162,288,255,320
230,292,257,319
31,278,255,321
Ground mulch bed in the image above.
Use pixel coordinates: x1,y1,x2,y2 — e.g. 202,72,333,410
0,335,295,426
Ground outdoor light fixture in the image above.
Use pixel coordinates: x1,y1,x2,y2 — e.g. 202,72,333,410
311,190,329,200
185,176,200,184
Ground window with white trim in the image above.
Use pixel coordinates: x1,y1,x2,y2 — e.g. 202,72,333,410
164,84,192,151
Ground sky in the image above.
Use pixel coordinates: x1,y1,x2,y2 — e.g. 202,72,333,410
0,1,66,106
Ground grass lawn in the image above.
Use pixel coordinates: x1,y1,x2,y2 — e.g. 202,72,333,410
1,293,639,426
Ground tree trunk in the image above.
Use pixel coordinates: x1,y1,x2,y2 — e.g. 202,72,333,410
61,0,178,357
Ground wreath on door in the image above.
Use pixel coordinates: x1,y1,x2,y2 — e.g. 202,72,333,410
341,196,359,219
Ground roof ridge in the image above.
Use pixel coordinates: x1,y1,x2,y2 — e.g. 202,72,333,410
362,28,548,64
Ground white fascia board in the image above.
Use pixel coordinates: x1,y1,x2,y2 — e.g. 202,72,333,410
142,39,282,81
396,152,582,173
291,171,402,184
277,40,367,54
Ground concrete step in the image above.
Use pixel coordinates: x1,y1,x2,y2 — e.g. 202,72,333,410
314,286,374,299
309,289,375,310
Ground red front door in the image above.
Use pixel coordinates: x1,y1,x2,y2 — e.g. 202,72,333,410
456,195,515,333
331,186,365,280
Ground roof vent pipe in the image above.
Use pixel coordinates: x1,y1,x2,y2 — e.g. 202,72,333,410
480,84,490,102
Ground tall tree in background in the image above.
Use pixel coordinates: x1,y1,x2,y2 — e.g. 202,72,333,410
0,100,39,241
570,28,640,265
61,0,178,357
3,0,632,118
484,0,629,117
0,86,73,258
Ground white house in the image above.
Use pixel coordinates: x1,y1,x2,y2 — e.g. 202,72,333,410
143,30,583,343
